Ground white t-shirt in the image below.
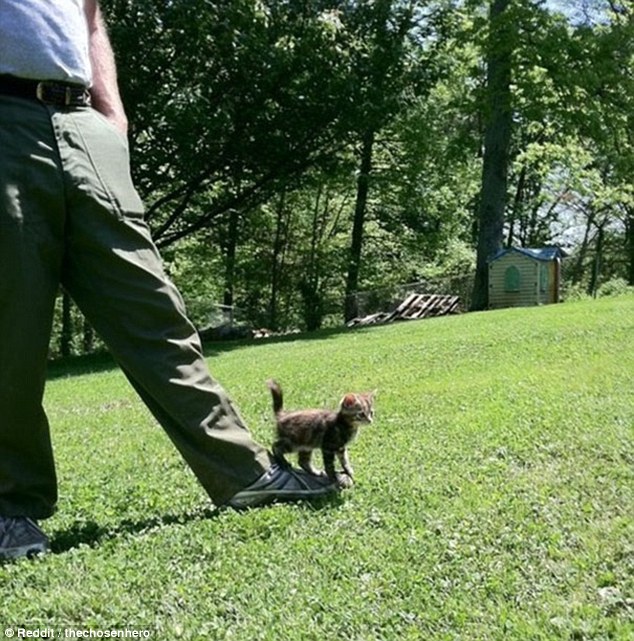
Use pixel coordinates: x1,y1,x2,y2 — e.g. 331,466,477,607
0,0,92,86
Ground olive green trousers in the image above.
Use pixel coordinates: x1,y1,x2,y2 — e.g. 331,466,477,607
0,96,270,519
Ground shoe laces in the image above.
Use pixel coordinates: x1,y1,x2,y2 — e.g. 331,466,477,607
0,516,39,541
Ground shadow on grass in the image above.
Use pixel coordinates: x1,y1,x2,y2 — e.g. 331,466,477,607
46,325,368,381
47,350,118,380
49,495,345,554
49,507,220,553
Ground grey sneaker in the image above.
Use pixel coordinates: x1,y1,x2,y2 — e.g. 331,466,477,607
228,463,340,509
0,516,50,560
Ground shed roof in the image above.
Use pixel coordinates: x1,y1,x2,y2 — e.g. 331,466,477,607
490,246,566,263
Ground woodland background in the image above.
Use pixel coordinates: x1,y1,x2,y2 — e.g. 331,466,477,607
53,0,633,356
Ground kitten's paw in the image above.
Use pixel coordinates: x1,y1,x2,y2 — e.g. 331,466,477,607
336,473,354,489
273,456,292,470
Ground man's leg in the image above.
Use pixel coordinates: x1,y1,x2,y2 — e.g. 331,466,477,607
0,97,64,520
56,108,273,506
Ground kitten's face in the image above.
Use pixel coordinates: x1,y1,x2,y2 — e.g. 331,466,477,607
340,391,376,424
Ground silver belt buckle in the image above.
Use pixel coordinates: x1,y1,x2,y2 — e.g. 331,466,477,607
35,81,78,106
35,82,46,103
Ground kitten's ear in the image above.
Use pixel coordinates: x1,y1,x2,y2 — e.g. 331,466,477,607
342,393,357,408
363,389,377,402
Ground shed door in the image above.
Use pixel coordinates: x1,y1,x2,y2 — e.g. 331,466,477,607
504,265,521,292
540,263,549,296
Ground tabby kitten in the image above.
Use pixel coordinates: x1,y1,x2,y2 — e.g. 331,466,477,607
267,379,376,488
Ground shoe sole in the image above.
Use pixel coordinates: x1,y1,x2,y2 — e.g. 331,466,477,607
0,542,49,561
228,486,339,510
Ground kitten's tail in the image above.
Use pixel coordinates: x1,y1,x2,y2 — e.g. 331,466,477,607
266,379,284,416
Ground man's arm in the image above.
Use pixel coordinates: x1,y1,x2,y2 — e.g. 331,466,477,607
85,0,128,135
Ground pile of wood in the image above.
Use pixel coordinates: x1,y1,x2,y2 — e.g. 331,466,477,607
347,293,460,328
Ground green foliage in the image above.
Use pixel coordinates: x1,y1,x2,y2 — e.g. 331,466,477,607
562,281,593,302
6,296,634,639
103,0,422,247
48,0,632,349
597,277,634,298
50,294,104,360
508,0,633,254
563,276,633,302
161,236,227,329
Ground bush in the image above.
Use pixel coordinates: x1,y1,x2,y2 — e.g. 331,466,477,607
597,277,634,298
562,282,591,302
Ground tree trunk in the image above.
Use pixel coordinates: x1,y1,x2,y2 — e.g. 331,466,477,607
626,205,634,286
300,186,325,331
589,222,605,297
60,290,73,357
83,317,95,354
223,208,240,311
269,191,287,330
470,0,513,311
344,129,375,322
507,164,527,248
572,209,596,285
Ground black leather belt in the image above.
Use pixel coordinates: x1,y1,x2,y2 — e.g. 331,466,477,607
0,76,91,107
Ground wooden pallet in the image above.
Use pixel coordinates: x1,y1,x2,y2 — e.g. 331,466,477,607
348,294,460,327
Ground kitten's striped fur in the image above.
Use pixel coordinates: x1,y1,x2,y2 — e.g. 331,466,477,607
267,379,375,488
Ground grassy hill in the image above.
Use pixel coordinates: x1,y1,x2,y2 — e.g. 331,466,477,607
3,296,633,640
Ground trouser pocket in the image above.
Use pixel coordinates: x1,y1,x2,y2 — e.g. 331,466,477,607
66,108,145,218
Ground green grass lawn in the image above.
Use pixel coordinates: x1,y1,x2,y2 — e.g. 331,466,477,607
2,296,633,640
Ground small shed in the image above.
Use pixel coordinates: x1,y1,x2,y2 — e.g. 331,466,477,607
488,247,565,309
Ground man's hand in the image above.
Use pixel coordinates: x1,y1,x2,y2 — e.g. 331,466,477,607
85,0,128,137
97,109,129,137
